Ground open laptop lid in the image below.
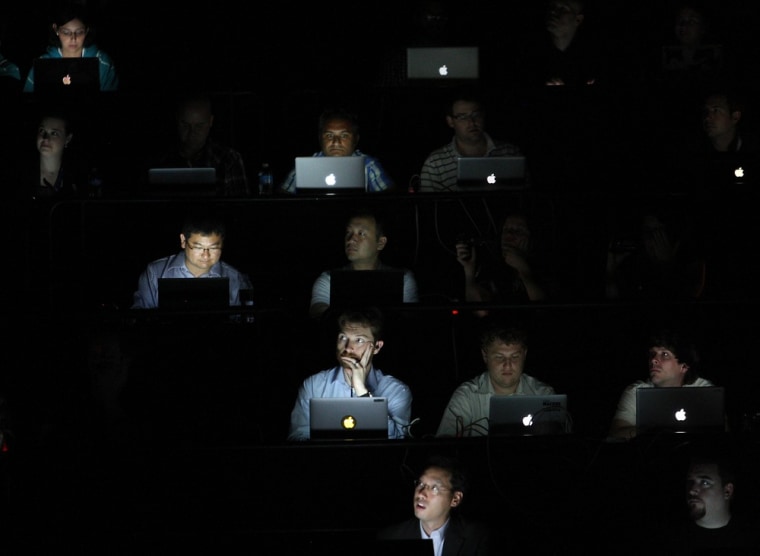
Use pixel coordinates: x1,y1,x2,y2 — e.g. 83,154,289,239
157,277,230,310
295,156,366,194
636,386,725,434
309,397,389,440
701,153,758,189
32,57,100,95
406,46,479,80
489,394,569,436
457,156,528,189
329,269,406,312
146,167,217,197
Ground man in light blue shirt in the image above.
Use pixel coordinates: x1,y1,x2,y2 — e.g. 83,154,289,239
131,212,251,309
287,307,412,441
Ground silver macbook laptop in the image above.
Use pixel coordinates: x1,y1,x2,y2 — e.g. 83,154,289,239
489,394,569,436
636,386,725,435
457,156,528,189
309,397,389,440
406,46,479,80
295,156,366,194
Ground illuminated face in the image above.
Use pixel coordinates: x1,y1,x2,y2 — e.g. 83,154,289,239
336,321,381,366
648,346,688,387
686,463,731,522
55,18,88,57
180,232,223,276
413,467,461,530
447,100,484,144
344,216,386,267
483,341,527,394
320,118,359,157
37,117,71,157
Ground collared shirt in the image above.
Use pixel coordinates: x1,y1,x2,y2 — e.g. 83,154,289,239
612,377,716,426
310,262,419,309
131,251,252,309
419,133,522,193
158,138,249,197
279,150,394,194
420,519,448,556
436,371,556,437
287,365,412,441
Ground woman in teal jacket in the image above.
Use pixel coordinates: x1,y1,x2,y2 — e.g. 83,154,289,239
23,3,119,93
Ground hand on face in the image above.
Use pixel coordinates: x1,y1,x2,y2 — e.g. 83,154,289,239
455,242,477,270
502,245,530,274
337,324,382,390
340,343,374,385
643,227,676,263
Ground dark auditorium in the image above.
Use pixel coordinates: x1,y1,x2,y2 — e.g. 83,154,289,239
3,1,760,553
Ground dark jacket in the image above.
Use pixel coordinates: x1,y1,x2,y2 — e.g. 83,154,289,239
377,514,493,556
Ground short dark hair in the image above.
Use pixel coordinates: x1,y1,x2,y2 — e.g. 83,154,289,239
181,211,226,240
480,324,528,351
337,307,385,342
318,107,359,135
688,453,736,489
36,107,74,135
422,454,470,503
347,207,386,239
648,328,700,384
704,89,746,117
447,88,484,116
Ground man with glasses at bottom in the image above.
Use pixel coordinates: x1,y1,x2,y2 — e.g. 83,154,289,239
418,92,523,193
131,210,252,309
287,307,411,441
377,454,494,556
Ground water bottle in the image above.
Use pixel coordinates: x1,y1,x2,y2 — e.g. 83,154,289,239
240,288,255,324
258,162,273,196
88,166,104,198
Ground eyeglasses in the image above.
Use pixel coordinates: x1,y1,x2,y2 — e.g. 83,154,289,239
337,334,374,349
451,112,483,122
414,480,451,496
58,28,87,39
186,244,222,254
